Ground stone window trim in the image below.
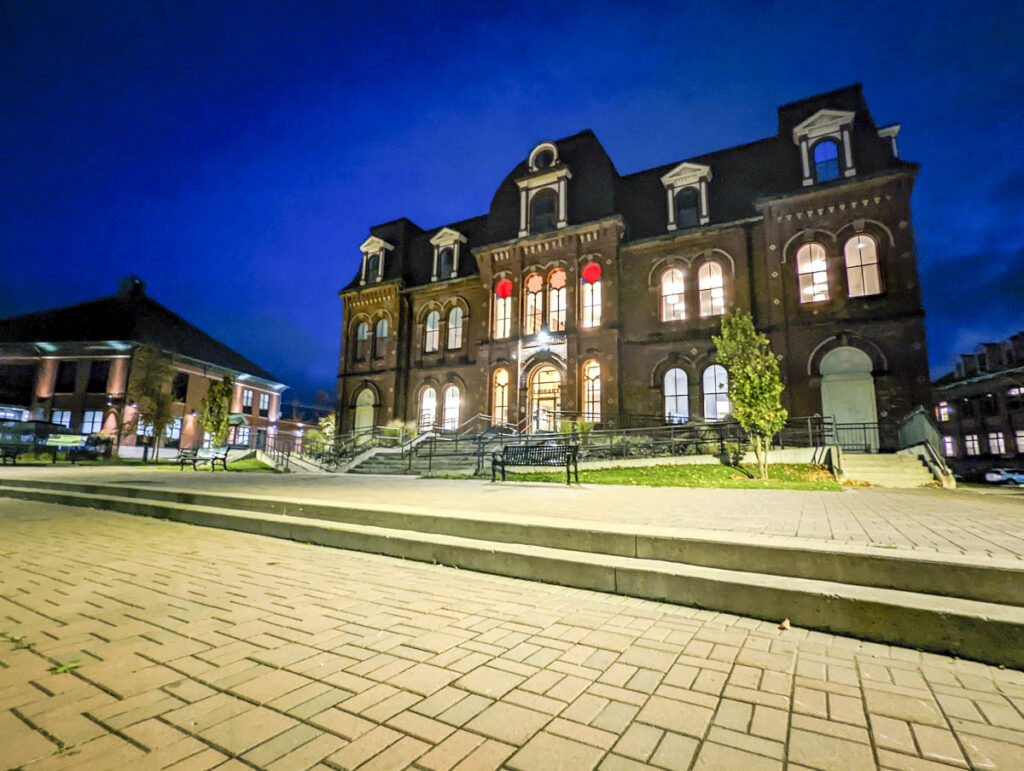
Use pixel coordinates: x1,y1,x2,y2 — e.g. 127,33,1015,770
792,109,857,186
877,124,900,158
659,162,712,231
429,228,467,282
358,235,394,286
517,146,572,236
528,142,559,172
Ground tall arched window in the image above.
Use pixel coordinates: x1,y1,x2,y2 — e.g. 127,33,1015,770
419,387,437,429
703,365,731,421
813,140,840,182
492,369,509,425
796,243,830,303
437,248,454,280
442,385,460,431
583,360,601,423
660,267,686,322
494,279,512,339
530,189,558,234
548,269,567,331
424,311,440,352
354,388,375,432
354,321,369,360
844,234,881,297
664,368,689,423
698,261,725,317
365,252,380,282
674,187,700,229
524,273,544,335
447,307,463,349
373,319,388,358
581,263,602,328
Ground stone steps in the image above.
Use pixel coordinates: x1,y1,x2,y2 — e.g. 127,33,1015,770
2,478,1022,669
841,453,937,488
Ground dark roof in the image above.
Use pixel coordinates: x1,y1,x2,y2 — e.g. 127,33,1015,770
0,280,281,383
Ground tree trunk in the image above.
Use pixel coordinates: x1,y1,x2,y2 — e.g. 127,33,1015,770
753,435,769,481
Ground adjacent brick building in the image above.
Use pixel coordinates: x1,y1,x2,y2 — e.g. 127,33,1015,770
337,85,931,447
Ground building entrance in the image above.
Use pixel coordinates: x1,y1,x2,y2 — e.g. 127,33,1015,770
529,365,561,432
821,346,878,451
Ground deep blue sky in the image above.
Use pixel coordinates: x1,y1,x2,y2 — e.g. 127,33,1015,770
2,1,1022,401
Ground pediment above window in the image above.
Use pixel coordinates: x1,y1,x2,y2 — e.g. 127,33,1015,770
429,228,467,248
359,235,395,255
659,162,712,189
791,109,855,144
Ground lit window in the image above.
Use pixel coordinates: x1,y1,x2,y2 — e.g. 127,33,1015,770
425,311,440,353
813,139,840,182
442,385,460,431
1009,387,1023,397
844,235,881,297
165,418,182,440
530,189,558,234
51,410,72,428
581,263,602,328
660,268,686,322
796,243,830,303
664,368,689,424
548,269,567,331
1016,430,1024,453
494,279,512,339
82,410,104,434
493,369,510,425
137,420,154,437
674,187,700,229
698,261,726,317
583,360,601,423
703,365,731,421
447,307,463,350
437,248,454,280
236,426,250,445
941,436,956,457
419,387,437,429
965,434,980,456
243,388,254,408
989,432,1006,455
354,322,370,360
524,273,544,335
374,319,387,358
936,402,952,422
259,392,270,417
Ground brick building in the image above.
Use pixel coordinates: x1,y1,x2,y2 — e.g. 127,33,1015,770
0,278,304,453
337,85,931,446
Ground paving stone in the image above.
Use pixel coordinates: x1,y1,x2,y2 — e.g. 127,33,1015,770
466,701,551,745
508,731,605,770
416,729,486,771
651,731,700,770
787,727,876,771
635,694,714,738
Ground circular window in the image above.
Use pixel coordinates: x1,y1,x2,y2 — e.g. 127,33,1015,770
581,263,602,284
533,149,555,170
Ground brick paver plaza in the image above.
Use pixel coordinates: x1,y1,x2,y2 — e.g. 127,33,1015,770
2,471,1024,769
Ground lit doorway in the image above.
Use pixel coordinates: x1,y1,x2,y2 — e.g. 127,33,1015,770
528,365,561,432
354,388,375,434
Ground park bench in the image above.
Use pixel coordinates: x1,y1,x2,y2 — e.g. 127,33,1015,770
178,446,229,471
1,443,20,465
492,443,579,484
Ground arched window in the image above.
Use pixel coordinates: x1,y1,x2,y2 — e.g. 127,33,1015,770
354,321,369,360
530,189,558,234
442,385,460,431
492,369,510,425
494,279,512,339
424,311,440,353
674,187,700,229
419,387,437,429
524,273,544,335
813,140,840,182
698,261,726,317
844,234,881,297
703,365,730,421
365,252,380,282
583,360,601,423
447,307,463,349
548,269,567,331
373,319,388,358
664,368,689,423
796,243,830,303
660,267,686,322
437,248,454,280
581,262,602,328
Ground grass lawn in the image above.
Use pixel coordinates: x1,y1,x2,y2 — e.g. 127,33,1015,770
501,462,841,490
6,455,280,473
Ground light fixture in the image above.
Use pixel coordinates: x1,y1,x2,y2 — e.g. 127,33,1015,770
537,324,550,347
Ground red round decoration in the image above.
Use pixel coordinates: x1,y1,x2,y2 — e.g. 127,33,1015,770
581,263,602,284
495,278,513,298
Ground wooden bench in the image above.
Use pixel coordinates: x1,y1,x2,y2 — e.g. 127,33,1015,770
492,443,579,484
1,444,21,465
178,446,229,471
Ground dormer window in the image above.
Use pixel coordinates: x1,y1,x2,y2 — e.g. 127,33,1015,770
530,190,558,234
660,163,711,232
429,228,467,281
792,109,856,186
518,142,571,236
438,248,454,278
359,236,394,285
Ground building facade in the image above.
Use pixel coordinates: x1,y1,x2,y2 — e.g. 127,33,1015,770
934,332,1024,476
0,278,306,453
337,85,931,444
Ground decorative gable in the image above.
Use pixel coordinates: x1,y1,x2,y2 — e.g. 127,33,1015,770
659,162,712,189
660,162,712,231
791,110,856,144
428,228,467,248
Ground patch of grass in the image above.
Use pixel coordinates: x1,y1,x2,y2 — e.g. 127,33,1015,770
49,661,82,674
140,457,280,473
502,462,841,490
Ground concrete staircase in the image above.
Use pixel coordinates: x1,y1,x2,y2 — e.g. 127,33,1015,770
1,476,1022,669
841,451,937,488
346,448,482,476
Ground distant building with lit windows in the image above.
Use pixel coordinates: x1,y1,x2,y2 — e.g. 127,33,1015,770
337,85,931,444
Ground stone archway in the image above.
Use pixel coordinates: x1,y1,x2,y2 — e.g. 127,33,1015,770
528,365,562,433
820,346,878,451
354,388,375,434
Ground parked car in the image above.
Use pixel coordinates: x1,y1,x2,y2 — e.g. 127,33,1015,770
983,468,1024,485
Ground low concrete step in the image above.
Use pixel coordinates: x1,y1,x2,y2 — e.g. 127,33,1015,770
1,480,1022,669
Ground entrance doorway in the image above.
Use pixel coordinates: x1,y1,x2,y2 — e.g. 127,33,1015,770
354,388,375,434
820,346,878,451
529,365,561,432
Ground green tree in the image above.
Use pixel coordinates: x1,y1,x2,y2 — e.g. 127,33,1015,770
713,309,788,480
318,411,336,440
123,345,176,461
199,375,235,447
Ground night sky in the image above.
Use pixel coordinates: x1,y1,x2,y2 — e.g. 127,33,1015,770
2,1,1022,402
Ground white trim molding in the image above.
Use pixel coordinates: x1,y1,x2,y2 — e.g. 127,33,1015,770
792,109,856,186
429,228,467,281
660,162,712,231
358,235,394,285
517,150,573,236
877,124,900,158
